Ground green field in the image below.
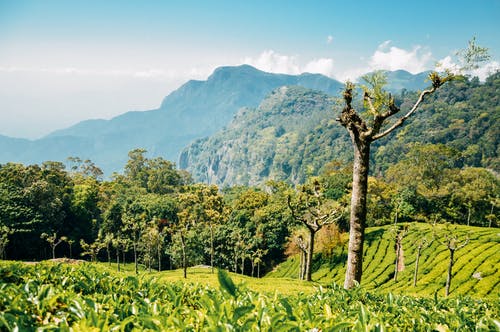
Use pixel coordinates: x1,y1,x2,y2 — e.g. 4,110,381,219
1,223,499,330
269,223,500,298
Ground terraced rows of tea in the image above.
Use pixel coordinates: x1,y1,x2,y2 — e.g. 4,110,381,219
268,223,500,298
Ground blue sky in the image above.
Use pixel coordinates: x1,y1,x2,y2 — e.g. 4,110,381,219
1,0,499,138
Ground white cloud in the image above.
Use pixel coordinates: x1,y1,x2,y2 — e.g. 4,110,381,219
435,56,460,74
471,61,500,81
242,50,301,75
369,41,432,74
242,50,337,77
327,35,333,44
436,56,499,81
303,58,335,77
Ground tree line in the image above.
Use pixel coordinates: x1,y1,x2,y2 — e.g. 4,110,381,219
0,142,497,277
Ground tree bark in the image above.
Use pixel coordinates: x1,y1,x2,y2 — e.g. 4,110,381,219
413,246,421,287
116,248,120,272
344,141,370,289
157,243,161,272
445,248,455,296
210,223,214,274
180,233,187,279
305,229,315,281
133,242,138,275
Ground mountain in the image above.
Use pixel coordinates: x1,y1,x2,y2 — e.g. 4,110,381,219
0,66,438,174
179,86,350,187
0,65,344,173
180,72,500,187
384,70,431,91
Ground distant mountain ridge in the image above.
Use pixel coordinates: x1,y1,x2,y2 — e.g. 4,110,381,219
0,66,432,174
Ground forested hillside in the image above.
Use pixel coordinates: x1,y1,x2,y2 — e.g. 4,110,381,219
180,86,351,186
181,73,500,187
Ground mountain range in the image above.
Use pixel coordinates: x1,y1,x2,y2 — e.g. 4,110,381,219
0,65,432,175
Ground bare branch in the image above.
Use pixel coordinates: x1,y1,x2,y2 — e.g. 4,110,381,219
372,87,435,141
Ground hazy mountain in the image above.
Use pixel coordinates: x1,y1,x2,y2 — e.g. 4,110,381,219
0,66,434,174
0,65,344,173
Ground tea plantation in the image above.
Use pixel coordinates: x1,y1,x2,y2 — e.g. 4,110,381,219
0,223,499,331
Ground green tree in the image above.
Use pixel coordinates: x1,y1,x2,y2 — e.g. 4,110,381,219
287,179,344,281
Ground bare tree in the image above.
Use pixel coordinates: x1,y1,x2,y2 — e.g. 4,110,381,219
337,39,489,289
436,226,469,296
413,235,432,287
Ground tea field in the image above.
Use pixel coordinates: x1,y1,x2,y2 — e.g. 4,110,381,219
1,223,499,331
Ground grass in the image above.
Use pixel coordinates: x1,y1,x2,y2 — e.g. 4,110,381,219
96,263,320,296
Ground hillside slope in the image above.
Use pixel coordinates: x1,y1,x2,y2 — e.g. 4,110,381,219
181,72,500,187
180,86,351,186
267,223,500,298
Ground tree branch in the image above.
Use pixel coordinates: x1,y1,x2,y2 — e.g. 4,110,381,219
371,87,435,141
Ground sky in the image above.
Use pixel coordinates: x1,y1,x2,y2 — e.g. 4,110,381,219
1,0,499,139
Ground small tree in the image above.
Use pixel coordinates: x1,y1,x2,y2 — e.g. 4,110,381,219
80,238,103,262
413,235,432,287
67,239,75,259
0,226,13,259
41,232,68,259
288,179,344,281
435,225,469,296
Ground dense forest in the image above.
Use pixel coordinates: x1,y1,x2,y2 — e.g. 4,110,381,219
1,139,498,276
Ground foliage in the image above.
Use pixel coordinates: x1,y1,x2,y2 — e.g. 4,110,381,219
0,261,498,331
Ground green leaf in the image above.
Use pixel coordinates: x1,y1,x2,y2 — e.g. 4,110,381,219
217,269,236,297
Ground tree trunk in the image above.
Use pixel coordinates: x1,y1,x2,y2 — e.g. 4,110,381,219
344,141,370,289
107,244,111,266
210,224,214,274
234,254,238,273
445,248,455,296
305,229,315,281
180,233,187,279
467,206,471,226
69,244,72,259
413,246,421,287
133,242,138,275
52,245,56,259
299,251,304,280
157,243,161,272
394,241,400,282
394,233,403,282
116,248,120,272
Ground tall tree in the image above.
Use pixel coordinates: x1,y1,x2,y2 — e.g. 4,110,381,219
337,39,489,289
